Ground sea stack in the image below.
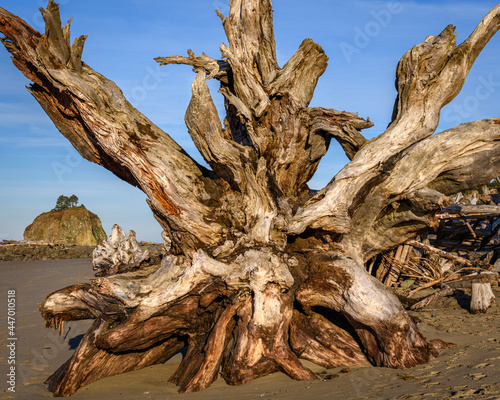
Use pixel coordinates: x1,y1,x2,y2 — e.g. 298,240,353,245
24,206,107,246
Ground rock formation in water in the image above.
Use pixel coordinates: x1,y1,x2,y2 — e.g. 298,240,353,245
23,206,107,246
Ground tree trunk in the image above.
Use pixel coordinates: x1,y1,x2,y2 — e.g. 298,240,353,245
1,0,500,396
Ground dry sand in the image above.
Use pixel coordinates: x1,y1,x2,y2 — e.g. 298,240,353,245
1,259,499,400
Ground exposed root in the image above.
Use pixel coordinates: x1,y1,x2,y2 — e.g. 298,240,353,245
43,314,71,336
429,338,457,351
296,254,451,369
179,301,242,393
46,317,186,397
290,310,369,368
37,248,453,396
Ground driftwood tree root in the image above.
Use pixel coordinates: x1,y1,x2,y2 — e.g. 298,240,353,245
40,249,454,396
1,0,499,397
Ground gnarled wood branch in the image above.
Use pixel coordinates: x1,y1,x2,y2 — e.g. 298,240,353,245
290,7,500,246
358,119,500,258
305,107,371,160
218,0,278,87
267,38,327,108
155,49,229,81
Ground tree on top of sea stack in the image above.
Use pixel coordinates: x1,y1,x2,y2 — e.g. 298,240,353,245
52,194,80,211
1,0,499,396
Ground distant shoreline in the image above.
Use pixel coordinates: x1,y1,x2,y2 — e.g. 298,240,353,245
0,241,163,262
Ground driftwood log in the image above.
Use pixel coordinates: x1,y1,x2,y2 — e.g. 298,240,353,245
1,1,500,396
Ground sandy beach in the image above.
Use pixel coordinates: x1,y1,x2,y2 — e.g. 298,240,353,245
1,258,499,400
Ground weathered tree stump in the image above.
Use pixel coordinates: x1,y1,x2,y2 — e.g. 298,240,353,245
471,281,496,314
92,224,150,276
1,0,500,396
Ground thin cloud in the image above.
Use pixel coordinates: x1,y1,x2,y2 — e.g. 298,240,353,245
0,134,68,148
0,103,53,127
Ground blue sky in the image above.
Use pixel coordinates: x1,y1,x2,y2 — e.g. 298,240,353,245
1,1,499,242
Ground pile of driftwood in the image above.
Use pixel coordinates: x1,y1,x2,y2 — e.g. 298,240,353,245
368,187,500,314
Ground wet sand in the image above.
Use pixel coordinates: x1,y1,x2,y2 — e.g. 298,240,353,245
1,259,499,400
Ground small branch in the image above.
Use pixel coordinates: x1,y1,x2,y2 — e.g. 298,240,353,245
407,240,472,267
155,49,229,81
410,288,455,310
442,204,500,215
408,266,485,297
460,5,500,72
